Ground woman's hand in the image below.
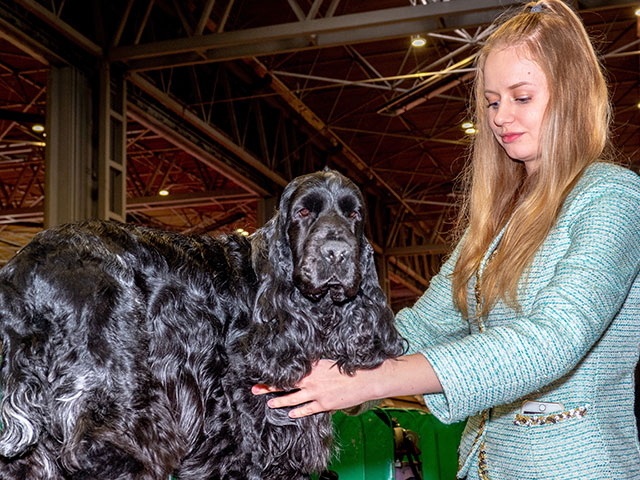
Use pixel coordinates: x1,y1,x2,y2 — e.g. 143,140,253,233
252,359,373,418
252,354,443,418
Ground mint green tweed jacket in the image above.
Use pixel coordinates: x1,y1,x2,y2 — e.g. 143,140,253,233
396,162,640,479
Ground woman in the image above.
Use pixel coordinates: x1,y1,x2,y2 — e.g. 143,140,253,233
254,1,640,478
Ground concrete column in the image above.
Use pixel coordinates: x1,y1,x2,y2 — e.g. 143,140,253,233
44,65,95,227
257,196,278,227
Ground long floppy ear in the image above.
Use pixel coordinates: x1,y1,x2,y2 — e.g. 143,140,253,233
328,237,408,374
249,174,306,334
250,216,277,283
250,173,304,283
246,204,310,387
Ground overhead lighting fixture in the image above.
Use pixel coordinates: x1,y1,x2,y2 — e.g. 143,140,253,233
635,7,640,15
31,124,45,133
159,189,169,196
411,35,426,48
462,121,476,134
236,228,250,236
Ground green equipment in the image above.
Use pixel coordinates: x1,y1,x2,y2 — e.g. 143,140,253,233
314,408,465,480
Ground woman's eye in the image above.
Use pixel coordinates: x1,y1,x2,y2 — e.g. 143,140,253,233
487,100,499,109
515,96,531,103
298,208,310,217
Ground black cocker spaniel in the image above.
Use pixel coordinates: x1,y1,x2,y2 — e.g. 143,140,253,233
0,169,406,479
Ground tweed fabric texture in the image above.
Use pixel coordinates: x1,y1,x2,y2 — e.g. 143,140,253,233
396,162,640,479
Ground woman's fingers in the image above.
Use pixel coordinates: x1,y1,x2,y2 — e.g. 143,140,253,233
266,389,309,409
253,359,363,418
289,402,320,418
252,383,317,418
251,384,282,395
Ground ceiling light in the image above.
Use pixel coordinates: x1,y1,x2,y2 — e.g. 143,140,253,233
236,228,250,236
465,127,477,135
635,7,640,16
461,121,474,129
411,35,426,48
31,124,45,133
159,189,169,196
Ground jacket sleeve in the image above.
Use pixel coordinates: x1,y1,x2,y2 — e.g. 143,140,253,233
418,169,640,423
395,237,469,354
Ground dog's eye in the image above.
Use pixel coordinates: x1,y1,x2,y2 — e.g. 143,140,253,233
298,208,311,218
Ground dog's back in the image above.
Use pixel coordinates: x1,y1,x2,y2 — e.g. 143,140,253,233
0,220,258,479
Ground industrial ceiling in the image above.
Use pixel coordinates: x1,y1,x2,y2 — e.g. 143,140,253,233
0,0,638,311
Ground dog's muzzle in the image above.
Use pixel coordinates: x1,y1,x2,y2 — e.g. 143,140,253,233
295,234,361,303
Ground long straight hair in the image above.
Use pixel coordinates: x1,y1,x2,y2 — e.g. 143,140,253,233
451,0,611,318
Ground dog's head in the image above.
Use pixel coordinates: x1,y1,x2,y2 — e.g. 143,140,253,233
253,170,368,304
249,170,406,380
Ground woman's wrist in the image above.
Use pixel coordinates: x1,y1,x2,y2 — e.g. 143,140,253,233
363,359,394,400
367,354,443,401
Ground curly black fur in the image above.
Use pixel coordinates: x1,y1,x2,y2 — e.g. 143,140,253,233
0,169,406,479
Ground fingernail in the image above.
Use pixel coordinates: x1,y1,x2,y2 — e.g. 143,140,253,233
267,400,275,408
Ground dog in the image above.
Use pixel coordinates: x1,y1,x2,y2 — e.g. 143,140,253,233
0,169,406,479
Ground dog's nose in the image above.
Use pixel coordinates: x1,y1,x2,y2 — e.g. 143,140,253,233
320,240,351,264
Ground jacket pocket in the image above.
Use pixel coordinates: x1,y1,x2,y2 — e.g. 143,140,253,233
513,404,588,427
487,403,611,480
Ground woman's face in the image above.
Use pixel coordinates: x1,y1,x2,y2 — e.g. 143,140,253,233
483,46,550,175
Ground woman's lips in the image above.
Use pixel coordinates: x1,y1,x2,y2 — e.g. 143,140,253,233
501,132,523,143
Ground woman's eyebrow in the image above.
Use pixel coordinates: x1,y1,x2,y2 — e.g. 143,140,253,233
484,81,535,95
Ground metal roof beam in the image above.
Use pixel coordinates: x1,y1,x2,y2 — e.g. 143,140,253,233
0,206,43,224
110,0,640,71
11,0,102,57
0,190,256,223
128,73,287,192
127,101,271,198
110,0,524,70
127,189,255,212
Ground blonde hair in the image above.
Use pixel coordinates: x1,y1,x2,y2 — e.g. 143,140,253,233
451,0,611,318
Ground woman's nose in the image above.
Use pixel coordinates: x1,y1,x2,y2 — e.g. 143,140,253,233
493,102,514,126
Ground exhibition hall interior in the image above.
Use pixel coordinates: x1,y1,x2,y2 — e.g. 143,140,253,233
0,1,638,478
